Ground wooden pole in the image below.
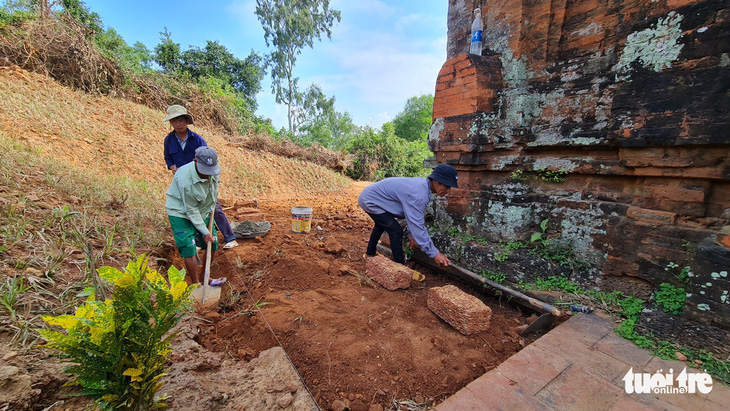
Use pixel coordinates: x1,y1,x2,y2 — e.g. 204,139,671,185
404,247,562,317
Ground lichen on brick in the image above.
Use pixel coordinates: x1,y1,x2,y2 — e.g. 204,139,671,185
468,112,500,139
710,271,728,279
486,21,531,88
483,201,540,240
533,158,579,173
492,154,520,170
554,202,608,263
614,11,684,77
428,118,445,147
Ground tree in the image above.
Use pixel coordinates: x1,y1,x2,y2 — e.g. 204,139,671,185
180,41,264,109
60,0,101,33
299,108,357,150
154,28,181,72
392,94,434,142
347,123,431,181
255,0,340,133
293,84,334,134
95,28,154,73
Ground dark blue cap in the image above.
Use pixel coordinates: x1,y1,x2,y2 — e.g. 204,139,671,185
428,164,458,188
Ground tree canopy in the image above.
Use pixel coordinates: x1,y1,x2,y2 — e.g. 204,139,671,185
180,41,264,109
255,0,340,133
392,94,434,142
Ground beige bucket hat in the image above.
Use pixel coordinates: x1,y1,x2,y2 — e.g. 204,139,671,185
162,105,194,124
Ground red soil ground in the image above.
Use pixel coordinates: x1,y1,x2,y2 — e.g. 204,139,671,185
187,182,537,410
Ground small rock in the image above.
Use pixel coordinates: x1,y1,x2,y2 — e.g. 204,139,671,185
721,208,730,220
338,265,352,276
368,405,384,411
331,399,350,411
414,394,425,404
376,389,387,397
266,385,285,393
285,382,298,393
676,351,688,361
277,393,293,408
203,311,220,323
2,351,18,361
324,239,346,255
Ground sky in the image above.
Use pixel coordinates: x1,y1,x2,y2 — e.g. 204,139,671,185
88,0,448,130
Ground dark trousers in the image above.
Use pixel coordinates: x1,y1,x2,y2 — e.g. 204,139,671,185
214,201,236,243
366,211,404,264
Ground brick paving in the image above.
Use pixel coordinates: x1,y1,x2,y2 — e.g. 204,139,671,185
436,313,730,410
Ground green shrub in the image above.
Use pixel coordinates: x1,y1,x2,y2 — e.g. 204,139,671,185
0,8,36,29
40,255,196,410
654,282,686,314
347,124,431,181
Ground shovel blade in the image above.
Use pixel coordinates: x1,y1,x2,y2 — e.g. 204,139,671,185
190,284,222,308
520,313,557,336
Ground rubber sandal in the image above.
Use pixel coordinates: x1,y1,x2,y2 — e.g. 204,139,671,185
223,241,239,249
412,271,425,282
209,277,227,287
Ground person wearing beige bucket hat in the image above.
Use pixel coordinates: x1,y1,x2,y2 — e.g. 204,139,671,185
162,104,239,250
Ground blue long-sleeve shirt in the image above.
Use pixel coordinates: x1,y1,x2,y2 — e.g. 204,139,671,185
357,177,439,258
163,129,207,169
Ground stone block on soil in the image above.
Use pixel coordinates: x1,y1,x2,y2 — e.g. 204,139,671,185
427,285,492,335
365,255,411,290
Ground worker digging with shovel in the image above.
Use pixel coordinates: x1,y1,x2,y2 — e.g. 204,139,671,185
165,146,227,289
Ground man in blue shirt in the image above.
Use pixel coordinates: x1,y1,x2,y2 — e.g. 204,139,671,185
162,105,239,249
357,164,459,267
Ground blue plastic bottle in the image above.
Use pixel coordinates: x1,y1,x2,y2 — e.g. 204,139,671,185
469,9,483,55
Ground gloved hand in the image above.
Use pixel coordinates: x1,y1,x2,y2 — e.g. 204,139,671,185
412,270,425,282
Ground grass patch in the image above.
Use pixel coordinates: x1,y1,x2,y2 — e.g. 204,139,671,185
520,275,729,385
654,283,686,315
0,132,170,350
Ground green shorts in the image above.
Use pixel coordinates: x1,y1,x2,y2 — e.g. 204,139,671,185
168,215,218,258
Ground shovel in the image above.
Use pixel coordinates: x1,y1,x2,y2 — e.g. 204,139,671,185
190,210,221,308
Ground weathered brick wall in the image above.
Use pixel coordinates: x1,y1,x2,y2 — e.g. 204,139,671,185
431,0,730,330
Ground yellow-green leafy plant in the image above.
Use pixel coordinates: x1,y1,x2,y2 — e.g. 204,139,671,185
39,255,196,410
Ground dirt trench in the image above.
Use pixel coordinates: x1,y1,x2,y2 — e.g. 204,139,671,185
177,184,540,411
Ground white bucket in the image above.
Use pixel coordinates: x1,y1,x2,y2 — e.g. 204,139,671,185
291,206,313,233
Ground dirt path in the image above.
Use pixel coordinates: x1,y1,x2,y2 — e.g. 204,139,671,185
185,182,535,410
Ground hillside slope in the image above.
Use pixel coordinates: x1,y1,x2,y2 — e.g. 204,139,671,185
0,65,359,409
0,65,351,202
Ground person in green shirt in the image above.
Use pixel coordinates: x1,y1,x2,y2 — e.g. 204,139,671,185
165,146,226,286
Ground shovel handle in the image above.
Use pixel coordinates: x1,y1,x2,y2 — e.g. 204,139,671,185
201,209,215,304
